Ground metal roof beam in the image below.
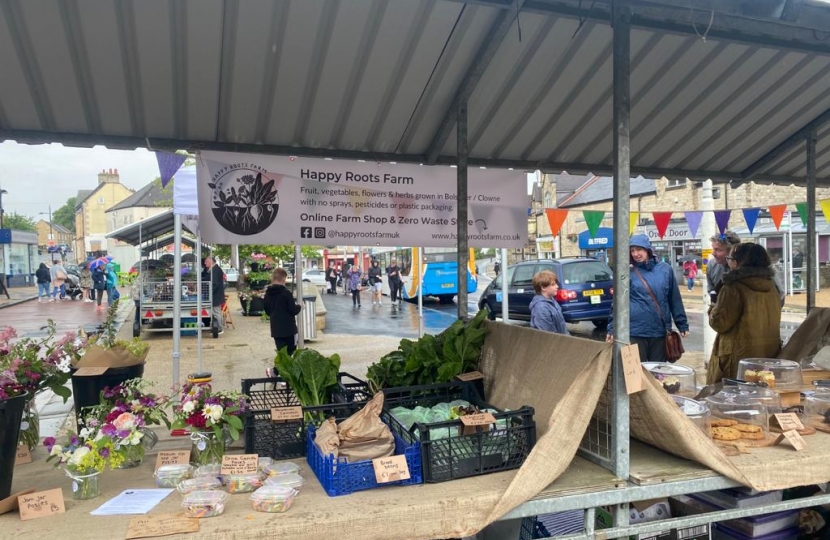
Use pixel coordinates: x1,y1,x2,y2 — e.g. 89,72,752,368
741,108,830,181
424,2,524,164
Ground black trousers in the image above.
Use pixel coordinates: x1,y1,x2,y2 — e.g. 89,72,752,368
274,336,296,355
631,336,668,363
327,278,337,294
389,280,401,302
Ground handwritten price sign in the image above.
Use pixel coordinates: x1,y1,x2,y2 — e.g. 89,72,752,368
220,454,258,475
18,489,65,521
271,407,303,422
155,450,191,470
372,455,411,484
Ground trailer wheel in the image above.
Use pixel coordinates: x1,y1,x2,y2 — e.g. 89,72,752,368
132,320,141,338
212,326,219,339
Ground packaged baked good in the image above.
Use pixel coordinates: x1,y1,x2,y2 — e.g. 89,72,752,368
704,393,768,438
737,359,802,392
176,477,223,495
264,473,305,490
263,461,301,477
223,472,264,494
671,395,711,436
249,485,299,513
643,363,697,396
182,490,230,518
154,464,194,488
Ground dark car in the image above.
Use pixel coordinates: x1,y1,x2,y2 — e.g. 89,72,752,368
478,257,614,328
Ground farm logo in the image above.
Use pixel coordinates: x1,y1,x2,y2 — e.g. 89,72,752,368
209,167,279,235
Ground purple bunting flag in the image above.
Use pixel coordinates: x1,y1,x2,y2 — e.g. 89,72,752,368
155,151,187,188
742,208,760,234
684,211,702,238
714,210,731,237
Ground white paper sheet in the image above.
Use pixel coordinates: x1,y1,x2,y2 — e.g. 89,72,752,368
90,489,174,515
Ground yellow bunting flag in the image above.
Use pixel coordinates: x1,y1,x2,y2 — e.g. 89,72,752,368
629,212,639,236
820,199,830,223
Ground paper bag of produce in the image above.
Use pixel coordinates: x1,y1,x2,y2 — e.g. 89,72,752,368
73,344,147,368
337,392,395,462
314,417,340,459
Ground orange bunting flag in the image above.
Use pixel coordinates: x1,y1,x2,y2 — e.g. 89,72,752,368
545,208,569,238
768,204,787,231
820,199,830,224
652,212,673,239
629,212,639,236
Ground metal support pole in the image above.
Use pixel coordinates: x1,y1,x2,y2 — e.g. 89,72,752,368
611,0,632,495
457,101,470,320
172,213,182,388
419,247,424,338
500,248,509,322
701,180,716,362
230,244,239,273
295,244,304,349
806,128,817,312
196,237,203,374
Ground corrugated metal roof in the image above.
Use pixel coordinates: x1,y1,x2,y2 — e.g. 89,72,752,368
107,179,173,212
1,0,829,183
559,175,656,207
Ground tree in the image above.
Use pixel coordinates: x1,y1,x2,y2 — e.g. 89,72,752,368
2,212,36,231
211,245,321,267
52,197,76,233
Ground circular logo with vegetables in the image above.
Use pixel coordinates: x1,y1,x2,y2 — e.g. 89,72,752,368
209,170,279,235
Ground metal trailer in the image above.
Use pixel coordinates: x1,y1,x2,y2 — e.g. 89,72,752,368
133,275,215,338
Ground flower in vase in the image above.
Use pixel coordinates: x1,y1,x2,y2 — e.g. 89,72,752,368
203,403,224,423
113,412,137,430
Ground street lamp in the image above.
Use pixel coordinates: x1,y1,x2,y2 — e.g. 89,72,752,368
0,187,7,229
39,205,53,246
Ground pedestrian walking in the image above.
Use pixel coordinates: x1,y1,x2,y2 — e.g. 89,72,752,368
368,260,383,306
35,262,51,303
386,258,403,306
682,259,698,292
529,270,569,335
49,259,67,301
105,262,120,306
204,256,225,335
706,243,782,384
341,262,351,296
606,234,689,363
325,262,338,295
79,263,93,302
264,267,302,355
347,264,362,308
92,265,107,308
494,261,501,276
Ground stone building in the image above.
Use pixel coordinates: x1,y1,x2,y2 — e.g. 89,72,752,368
73,169,134,261
35,220,73,252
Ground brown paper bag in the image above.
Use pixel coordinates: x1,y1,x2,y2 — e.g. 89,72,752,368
314,417,340,459
337,393,395,463
74,344,146,368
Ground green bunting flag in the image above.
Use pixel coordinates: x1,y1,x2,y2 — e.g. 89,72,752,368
583,210,605,237
795,202,809,226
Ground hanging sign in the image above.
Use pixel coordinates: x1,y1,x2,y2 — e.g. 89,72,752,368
197,152,529,248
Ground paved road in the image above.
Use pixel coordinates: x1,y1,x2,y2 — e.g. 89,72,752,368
0,297,111,337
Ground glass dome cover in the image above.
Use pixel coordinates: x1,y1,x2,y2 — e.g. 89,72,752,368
804,391,830,429
704,393,769,436
643,362,697,396
737,358,802,392
670,395,711,435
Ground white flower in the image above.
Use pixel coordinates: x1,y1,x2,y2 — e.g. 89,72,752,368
79,427,92,439
69,446,91,466
182,401,195,413
202,404,224,423
49,444,63,457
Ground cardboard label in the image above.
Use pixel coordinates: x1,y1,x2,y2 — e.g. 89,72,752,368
18,488,65,521
126,513,199,539
220,454,258,475
73,366,109,376
456,371,484,382
155,450,191,470
15,444,32,465
775,430,806,451
0,489,34,516
459,413,497,427
372,455,411,484
774,413,805,431
621,344,646,394
270,406,303,422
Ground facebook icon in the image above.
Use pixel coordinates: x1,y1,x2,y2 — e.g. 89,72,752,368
300,227,313,238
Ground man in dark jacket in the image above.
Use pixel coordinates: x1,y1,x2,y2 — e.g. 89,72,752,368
205,257,225,335
264,267,302,354
36,262,51,302
385,258,403,306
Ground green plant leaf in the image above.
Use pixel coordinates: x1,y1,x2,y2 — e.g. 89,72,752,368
52,385,72,403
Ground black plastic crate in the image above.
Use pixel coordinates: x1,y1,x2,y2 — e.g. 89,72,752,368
381,382,536,483
241,376,359,459
335,373,372,404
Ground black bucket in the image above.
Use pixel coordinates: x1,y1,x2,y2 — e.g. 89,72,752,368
0,392,28,499
70,363,146,422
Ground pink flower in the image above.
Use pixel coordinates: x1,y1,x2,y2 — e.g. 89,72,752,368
112,412,137,431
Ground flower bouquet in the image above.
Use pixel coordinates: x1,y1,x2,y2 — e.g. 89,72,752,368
172,383,245,466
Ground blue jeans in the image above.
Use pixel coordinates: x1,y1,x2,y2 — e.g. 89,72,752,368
51,284,65,298
38,282,50,299
686,277,694,290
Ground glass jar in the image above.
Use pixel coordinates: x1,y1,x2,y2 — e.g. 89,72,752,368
643,363,697,396
18,399,39,451
670,395,711,436
68,470,102,500
190,430,226,466
737,359,803,392
719,385,782,414
804,391,830,429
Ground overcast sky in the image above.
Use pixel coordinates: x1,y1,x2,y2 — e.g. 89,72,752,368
0,141,160,219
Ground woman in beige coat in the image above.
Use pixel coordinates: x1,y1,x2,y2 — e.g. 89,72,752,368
706,243,782,384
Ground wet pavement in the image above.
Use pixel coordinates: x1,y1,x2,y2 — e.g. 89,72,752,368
0,293,113,337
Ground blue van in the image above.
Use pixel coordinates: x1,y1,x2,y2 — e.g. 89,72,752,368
478,258,614,328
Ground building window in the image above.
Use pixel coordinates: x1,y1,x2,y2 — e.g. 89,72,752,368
544,192,552,208
666,178,685,189
98,196,105,204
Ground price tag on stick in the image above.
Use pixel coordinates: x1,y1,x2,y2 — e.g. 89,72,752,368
775,430,806,451
773,413,805,431
620,344,646,394
155,450,191,470
15,444,32,465
456,371,484,382
372,455,411,484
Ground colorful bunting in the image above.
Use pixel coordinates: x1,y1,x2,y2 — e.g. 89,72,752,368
795,202,809,226
545,209,569,238
769,204,786,230
684,212,702,238
821,199,830,224
629,212,639,236
652,212,672,239
714,210,731,236
155,151,187,188
742,208,760,234
583,210,605,238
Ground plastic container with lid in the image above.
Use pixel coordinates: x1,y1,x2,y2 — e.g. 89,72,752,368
719,385,782,413
264,461,301,477
704,393,769,437
176,476,223,495
804,390,830,429
671,395,711,435
181,490,230,518
737,359,803,392
194,463,224,485
223,472,264,494
643,363,697,396
264,473,305,490
154,464,194,488
249,485,299,513
258,457,273,472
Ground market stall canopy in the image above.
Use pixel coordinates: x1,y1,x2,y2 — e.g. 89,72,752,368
138,234,198,257
1,0,830,184
106,208,198,246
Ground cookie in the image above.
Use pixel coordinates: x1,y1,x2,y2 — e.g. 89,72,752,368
711,419,738,427
734,423,762,433
713,427,741,441
739,430,766,440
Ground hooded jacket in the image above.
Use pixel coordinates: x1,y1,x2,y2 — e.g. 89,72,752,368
607,234,689,338
264,283,301,338
36,264,51,284
706,266,781,384
529,294,569,335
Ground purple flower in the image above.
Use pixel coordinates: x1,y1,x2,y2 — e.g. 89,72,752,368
101,424,117,437
98,447,110,458
117,429,131,439
70,434,80,447
43,436,56,450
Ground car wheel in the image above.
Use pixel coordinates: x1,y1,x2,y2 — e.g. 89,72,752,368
437,295,455,304
592,319,609,329
484,302,498,321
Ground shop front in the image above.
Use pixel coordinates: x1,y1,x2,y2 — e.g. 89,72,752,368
578,227,614,265
0,229,38,287
535,236,557,259
643,222,703,267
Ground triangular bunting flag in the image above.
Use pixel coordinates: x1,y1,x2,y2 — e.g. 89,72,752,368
629,212,639,236
545,209,569,238
821,199,830,224
652,212,672,239
583,210,605,237
769,204,786,230
684,212,702,238
742,208,760,234
795,202,809,226
714,210,731,236
155,151,187,188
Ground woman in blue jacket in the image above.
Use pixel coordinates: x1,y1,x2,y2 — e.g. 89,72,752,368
105,262,119,306
606,234,689,362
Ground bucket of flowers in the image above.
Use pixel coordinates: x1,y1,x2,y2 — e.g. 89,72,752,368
171,382,246,466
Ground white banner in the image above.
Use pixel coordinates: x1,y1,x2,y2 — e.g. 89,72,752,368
196,152,528,248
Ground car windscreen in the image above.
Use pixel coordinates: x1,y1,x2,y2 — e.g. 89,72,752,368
561,261,613,285
511,265,536,288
